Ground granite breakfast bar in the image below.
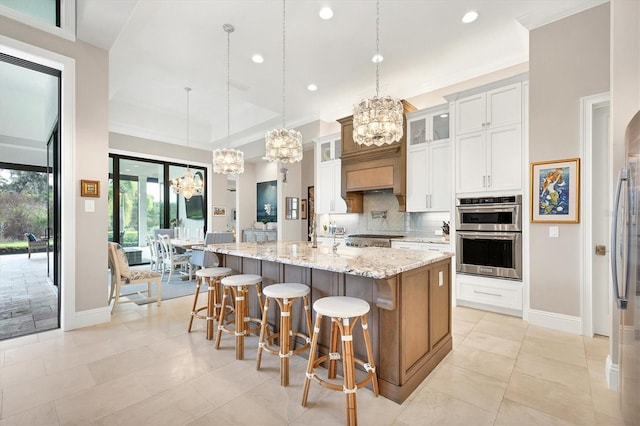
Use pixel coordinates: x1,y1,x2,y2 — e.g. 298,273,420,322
202,241,453,404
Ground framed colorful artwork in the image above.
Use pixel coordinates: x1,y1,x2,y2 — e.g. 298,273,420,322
530,158,580,223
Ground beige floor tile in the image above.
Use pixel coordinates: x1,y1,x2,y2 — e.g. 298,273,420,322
504,371,595,424
425,363,507,413
460,330,522,359
452,306,487,324
591,383,623,420
54,375,152,425
526,325,585,347
482,311,529,327
94,381,209,426
451,332,466,349
393,387,496,425
0,401,59,426
473,318,527,343
444,344,516,383
594,411,626,425
452,318,476,336
0,358,47,389
494,398,572,425
1,365,95,418
514,351,591,393
520,335,587,368
86,346,163,385
584,334,610,360
2,337,74,368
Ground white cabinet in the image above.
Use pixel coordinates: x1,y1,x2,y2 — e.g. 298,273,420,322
456,274,523,314
391,240,451,253
406,106,451,212
455,82,523,194
315,134,347,214
455,83,522,136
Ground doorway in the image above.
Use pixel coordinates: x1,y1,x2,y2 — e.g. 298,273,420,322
582,93,611,337
0,53,61,339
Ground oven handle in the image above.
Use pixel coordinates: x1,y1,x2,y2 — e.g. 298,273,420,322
456,205,519,212
456,231,520,240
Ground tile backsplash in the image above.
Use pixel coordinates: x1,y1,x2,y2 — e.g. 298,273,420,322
316,193,451,237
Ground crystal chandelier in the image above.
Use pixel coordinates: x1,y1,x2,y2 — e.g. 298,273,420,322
213,24,245,175
264,0,303,164
171,87,203,200
352,1,404,147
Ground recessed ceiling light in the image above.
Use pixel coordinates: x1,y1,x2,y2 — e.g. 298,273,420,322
440,113,448,118
462,10,478,24
307,84,318,91
319,7,333,20
372,52,384,63
252,54,264,64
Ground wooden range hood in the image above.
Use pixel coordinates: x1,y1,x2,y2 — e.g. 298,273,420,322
338,100,416,213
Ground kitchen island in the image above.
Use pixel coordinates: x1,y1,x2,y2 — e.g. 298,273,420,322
203,241,453,403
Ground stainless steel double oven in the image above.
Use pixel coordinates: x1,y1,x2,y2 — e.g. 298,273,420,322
455,195,522,280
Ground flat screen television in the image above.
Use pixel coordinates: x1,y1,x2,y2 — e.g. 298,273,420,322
185,195,204,219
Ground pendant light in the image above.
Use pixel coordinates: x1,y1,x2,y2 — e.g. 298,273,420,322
171,87,203,200
213,24,245,175
264,0,303,164
352,0,404,146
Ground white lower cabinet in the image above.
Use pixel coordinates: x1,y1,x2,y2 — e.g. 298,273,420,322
456,274,523,314
391,240,451,252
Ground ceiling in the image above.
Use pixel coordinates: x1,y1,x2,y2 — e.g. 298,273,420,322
3,0,608,163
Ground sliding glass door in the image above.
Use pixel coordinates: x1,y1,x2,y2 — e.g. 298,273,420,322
109,155,206,264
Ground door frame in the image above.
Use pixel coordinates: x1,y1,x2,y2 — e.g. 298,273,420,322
581,92,610,337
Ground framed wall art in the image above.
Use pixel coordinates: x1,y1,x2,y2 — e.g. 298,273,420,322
530,158,580,223
80,179,100,197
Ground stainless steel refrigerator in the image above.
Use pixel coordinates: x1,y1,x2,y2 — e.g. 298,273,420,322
611,109,640,424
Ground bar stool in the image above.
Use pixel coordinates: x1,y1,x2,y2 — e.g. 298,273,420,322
256,283,313,386
188,267,232,340
301,296,379,426
215,274,263,360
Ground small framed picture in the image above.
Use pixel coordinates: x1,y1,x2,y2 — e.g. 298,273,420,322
213,206,226,216
81,179,100,197
300,198,307,220
530,158,580,223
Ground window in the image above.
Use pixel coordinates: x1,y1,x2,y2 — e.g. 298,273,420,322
0,0,59,27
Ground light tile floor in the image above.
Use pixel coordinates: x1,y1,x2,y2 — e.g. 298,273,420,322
0,296,624,425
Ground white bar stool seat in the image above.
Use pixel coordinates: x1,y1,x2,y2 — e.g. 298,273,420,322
215,274,264,360
188,267,232,340
256,283,313,386
301,296,379,426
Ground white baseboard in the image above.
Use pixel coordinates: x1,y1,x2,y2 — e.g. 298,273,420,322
63,306,111,331
527,308,582,335
606,354,620,391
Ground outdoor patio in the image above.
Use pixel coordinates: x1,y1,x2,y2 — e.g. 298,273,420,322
0,252,58,340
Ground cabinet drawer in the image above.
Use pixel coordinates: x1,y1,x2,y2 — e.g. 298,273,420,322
458,280,522,310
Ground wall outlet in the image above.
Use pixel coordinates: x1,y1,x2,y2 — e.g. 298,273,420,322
549,226,559,238
434,229,443,236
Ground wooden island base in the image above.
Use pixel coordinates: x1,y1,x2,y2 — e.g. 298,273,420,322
221,253,452,404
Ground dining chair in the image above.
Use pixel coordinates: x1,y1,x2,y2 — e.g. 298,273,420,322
158,234,192,282
147,235,161,272
107,242,162,312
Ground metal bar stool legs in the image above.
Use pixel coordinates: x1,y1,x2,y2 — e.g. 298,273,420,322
256,283,313,386
301,296,379,426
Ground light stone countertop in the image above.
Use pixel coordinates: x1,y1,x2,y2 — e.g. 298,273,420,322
204,241,452,280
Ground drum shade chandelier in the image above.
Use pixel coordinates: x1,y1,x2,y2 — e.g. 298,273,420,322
171,87,203,200
213,24,245,175
264,0,303,164
352,1,403,146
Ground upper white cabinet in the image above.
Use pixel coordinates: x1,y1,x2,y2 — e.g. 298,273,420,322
315,134,347,214
454,81,523,194
455,83,522,135
406,106,451,212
